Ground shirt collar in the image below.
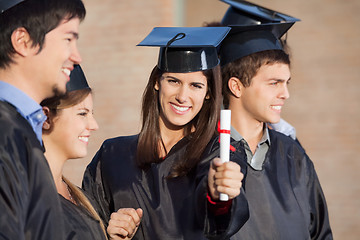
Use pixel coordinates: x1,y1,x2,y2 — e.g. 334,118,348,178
0,81,41,116
230,123,271,146
0,81,45,144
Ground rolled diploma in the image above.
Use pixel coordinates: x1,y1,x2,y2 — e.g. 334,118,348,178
219,109,231,201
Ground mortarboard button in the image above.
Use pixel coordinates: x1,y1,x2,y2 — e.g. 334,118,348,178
137,27,231,73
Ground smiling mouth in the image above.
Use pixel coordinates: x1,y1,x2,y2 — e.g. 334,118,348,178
170,103,191,113
62,68,71,77
271,105,282,111
78,136,89,143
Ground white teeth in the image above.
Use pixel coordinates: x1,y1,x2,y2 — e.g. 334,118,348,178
271,106,282,110
62,68,71,77
172,104,190,112
78,136,89,142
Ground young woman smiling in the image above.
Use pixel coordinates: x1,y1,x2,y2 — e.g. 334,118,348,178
41,65,108,240
83,27,248,240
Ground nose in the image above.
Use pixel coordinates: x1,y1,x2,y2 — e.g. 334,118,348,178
279,84,290,100
88,114,99,131
175,86,188,103
70,44,82,64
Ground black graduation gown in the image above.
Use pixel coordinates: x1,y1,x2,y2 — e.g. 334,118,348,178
230,130,333,240
0,101,65,239
83,135,249,240
60,193,106,240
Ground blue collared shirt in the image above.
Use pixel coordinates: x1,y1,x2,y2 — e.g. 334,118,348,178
0,81,46,145
269,118,297,140
231,124,271,170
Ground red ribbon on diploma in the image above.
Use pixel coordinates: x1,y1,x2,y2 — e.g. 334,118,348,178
217,121,235,152
218,129,230,134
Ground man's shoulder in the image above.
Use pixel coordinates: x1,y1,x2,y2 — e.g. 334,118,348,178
268,129,306,154
0,100,17,121
0,101,36,141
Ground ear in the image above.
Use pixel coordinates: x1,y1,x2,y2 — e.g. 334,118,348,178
154,81,159,91
205,94,210,100
228,77,243,98
42,107,51,130
11,27,34,57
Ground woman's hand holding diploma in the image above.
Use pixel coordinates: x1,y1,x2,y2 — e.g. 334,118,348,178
208,110,244,201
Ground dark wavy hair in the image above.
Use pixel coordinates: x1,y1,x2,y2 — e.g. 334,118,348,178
136,65,222,178
0,0,86,69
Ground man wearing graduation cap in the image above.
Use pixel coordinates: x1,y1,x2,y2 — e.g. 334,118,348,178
218,5,333,239
0,0,86,239
219,0,301,141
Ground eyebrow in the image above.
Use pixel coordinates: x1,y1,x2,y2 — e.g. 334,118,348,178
77,107,89,112
270,77,291,82
163,75,179,80
67,31,79,39
164,75,206,86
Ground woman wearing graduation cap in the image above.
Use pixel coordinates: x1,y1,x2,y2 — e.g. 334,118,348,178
41,65,108,240
83,27,249,239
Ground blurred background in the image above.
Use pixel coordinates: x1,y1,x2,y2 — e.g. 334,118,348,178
64,0,360,239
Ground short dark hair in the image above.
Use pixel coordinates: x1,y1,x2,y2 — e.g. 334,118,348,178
221,49,290,108
0,0,86,69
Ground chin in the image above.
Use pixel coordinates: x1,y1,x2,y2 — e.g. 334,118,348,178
267,115,281,124
78,152,87,158
52,85,66,98
72,151,87,159
270,119,281,124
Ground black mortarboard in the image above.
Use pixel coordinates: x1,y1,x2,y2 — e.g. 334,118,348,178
0,0,24,13
219,22,295,66
137,27,231,73
220,0,300,25
66,65,90,92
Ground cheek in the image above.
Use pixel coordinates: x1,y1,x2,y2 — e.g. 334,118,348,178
158,92,166,110
55,124,73,140
53,117,75,136
158,87,173,105
193,93,206,108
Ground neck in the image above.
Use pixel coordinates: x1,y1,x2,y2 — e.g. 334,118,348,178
229,104,264,154
43,144,76,204
158,119,185,157
0,66,43,103
43,139,66,191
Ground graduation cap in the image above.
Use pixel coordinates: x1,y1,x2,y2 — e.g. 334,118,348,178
219,22,295,66
137,27,231,73
0,0,24,13
66,64,90,92
220,0,300,25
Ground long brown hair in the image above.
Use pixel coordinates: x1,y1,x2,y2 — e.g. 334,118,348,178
136,65,222,177
41,89,107,239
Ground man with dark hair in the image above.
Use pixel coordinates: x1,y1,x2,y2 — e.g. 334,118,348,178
219,0,301,141
218,21,333,239
0,0,86,239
